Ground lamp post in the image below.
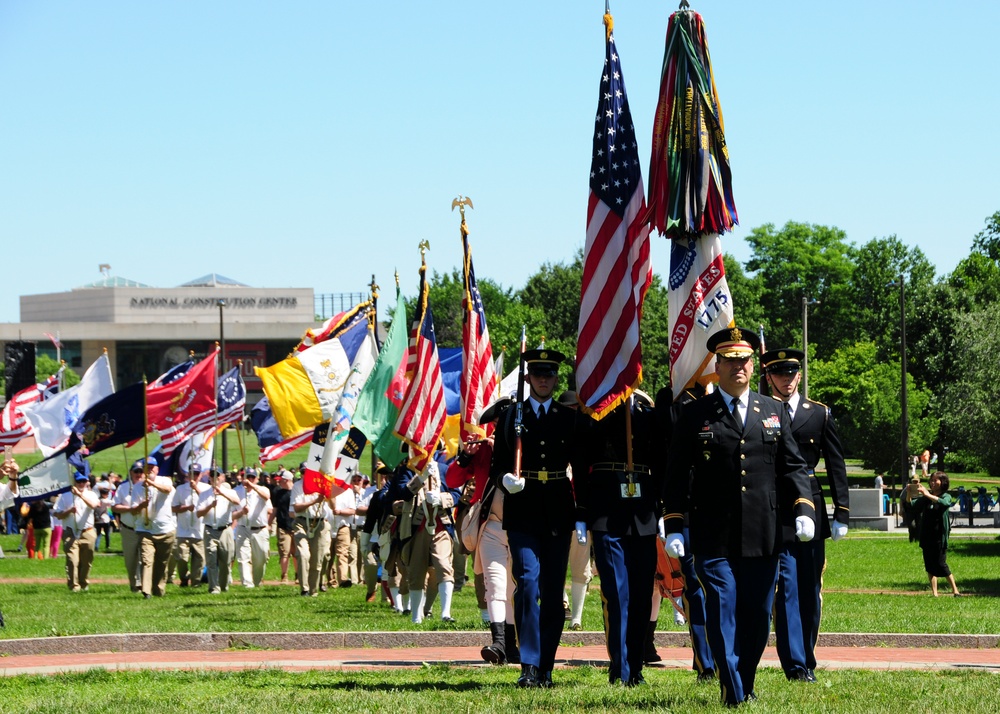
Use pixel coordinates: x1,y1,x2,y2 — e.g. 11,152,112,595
887,274,908,518
801,296,819,399
217,298,227,473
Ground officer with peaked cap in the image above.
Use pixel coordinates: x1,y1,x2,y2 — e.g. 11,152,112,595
661,327,816,707
492,348,582,688
761,348,850,684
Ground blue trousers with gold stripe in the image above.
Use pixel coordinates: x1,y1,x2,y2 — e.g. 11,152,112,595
507,530,570,674
678,532,715,675
695,554,779,706
592,531,656,684
775,537,826,674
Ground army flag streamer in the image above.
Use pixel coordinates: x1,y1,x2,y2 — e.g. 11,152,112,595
576,11,652,419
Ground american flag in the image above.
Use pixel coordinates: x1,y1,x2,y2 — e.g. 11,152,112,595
393,259,447,472
460,226,497,441
576,22,652,419
215,366,247,428
147,348,219,457
150,359,194,388
0,374,59,446
259,429,312,464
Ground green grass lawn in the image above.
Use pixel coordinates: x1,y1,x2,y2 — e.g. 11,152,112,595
1,666,997,714
1,531,998,639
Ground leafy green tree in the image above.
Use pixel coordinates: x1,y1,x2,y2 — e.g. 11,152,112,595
971,210,1000,260
724,254,767,340
519,251,584,349
743,222,857,358
809,342,938,475
37,354,80,388
939,309,1000,476
638,275,670,396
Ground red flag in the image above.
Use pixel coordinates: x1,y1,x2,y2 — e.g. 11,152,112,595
459,216,497,441
393,257,447,472
576,16,653,419
147,348,219,457
301,422,349,498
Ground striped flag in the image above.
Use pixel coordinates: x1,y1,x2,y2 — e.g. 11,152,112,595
296,300,371,353
393,258,447,472
459,221,497,441
260,429,312,464
667,234,733,392
150,358,194,388
576,17,652,419
147,348,219,457
0,374,59,446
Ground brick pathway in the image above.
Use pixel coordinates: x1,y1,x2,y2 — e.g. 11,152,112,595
3,643,1000,677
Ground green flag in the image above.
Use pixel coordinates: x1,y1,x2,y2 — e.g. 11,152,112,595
353,289,408,469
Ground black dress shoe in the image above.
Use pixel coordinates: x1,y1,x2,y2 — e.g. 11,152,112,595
516,664,541,688
625,674,646,687
805,669,818,683
697,669,716,683
539,670,554,688
743,692,758,703
787,669,816,683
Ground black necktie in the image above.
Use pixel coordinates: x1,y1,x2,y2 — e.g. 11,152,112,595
537,404,546,419
785,402,793,421
731,398,743,431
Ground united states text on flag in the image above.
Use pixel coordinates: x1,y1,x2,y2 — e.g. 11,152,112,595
393,259,447,472
460,222,497,441
576,17,652,419
667,234,733,392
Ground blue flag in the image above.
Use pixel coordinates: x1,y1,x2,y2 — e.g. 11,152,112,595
250,397,282,449
69,382,146,455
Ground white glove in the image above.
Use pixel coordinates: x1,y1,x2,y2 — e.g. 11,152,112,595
795,516,816,542
425,491,441,508
574,521,588,545
831,520,848,542
665,532,685,558
502,472,525,494
657,518,666,540
423,460,440,482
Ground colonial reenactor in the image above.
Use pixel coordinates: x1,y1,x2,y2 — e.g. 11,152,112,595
170,463,209,587
575,390,660,686
197,468,240,594
493,348,581,688
662,327,816,707
762,348,850,683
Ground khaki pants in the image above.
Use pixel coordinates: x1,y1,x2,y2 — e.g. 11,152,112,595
234,525,271,587
140,531,176,597
172,535,206,586
120,524,142,592
294,518,331,595
404,526,454,591
276,527,294,580
333,525,354,585
204,526,235,593
64,527,97,590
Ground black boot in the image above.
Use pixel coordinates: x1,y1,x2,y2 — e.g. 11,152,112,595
643,620,661,663
481,621,506,664
504,622,520,664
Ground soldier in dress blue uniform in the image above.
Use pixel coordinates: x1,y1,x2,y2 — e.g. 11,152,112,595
762,348,850,684
575,390,659,686
493,348,581,688
662,327,816,707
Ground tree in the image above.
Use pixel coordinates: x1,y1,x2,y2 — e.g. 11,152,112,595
809,342,938,475
971,210,1000,260
939,309,1000,476
519,251,584,349
637,275,670,396
743,222,857,358
36,355,80,388
723,254,767,340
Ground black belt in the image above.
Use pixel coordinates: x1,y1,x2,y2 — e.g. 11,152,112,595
250,526,267,531
520,470,568,482
590,462,651,475
207,523,231,529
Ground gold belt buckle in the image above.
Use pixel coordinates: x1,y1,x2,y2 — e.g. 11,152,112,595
538,470,548,482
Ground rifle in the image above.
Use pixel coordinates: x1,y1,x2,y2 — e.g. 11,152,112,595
513,325,527,478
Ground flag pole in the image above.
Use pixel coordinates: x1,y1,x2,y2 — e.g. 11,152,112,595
141,379,151,528
513,326,527,479
235,359,247,467
368,277,380,478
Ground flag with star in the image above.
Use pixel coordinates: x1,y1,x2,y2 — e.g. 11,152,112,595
576,11,653,419
459,215,497,442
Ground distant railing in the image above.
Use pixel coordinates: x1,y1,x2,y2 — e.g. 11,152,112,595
314,292,367,320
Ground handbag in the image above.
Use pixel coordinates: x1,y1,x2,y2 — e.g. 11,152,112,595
460,481,495,552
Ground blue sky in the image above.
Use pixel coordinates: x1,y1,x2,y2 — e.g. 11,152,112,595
1,1,997,325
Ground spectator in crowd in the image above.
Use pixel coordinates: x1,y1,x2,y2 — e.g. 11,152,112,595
910,471,961,597
269,468,297,584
